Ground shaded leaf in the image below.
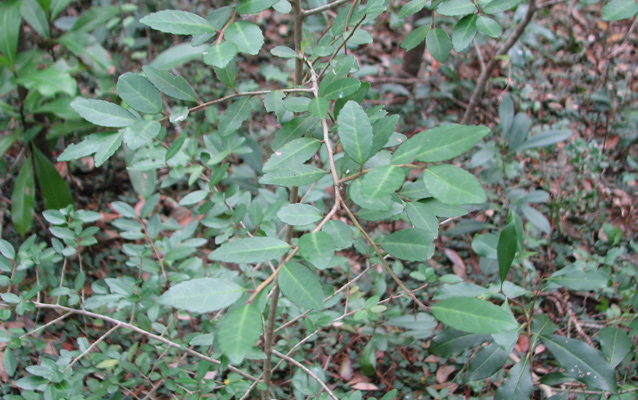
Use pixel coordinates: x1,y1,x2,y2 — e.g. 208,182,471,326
548,264,609,291
143,65,198,102
320,78,361,100
218,96,252,136
20,0,49,39
437,0,476,16
381,229,434,262
278,262,324,310
209,237,290,264
360,165,405,198
11,155,35,235
476,15,502,38
159,278,244,313
430,327,490,357
406,202,439,239
483,0,523,14
497,222,517,283
260,164,326,187
277,203,322,226
513,129,572,152
123,120,162,150
117,73,163,115
602,0,638,20
0,0,21,68
401,25,430,51
263,138,321,172
140,10,215,35
203,41,238,68
298,232,335,270
452,14,478,52
426,28,452,63
468,343,510,380
423,164,486,205
226,21,264,55
33,147,73,210
216,305,263,364
494,359,533,400
597,327,633,368
70,98,137,128
337,101,373,164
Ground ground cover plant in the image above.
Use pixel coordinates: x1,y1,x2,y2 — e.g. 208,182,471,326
1,0,637,399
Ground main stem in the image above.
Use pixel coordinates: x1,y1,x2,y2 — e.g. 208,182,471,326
261,2,305,397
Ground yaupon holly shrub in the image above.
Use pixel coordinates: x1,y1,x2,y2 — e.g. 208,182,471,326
1,0,637,399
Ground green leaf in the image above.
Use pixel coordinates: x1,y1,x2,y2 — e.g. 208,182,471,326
406,202,439,239
597,327,633,368
225,21,264,55
401,25,430,51
70,5,119,32
423,164,486,205
0,0,21,68
400,0,428,18
497,222,517,283
437,0,476,16
513,129,572,152
298,232,335,270
122,120,162,150
431,297,519,334
203,41,238,68
452,14,478,52
142,65,198,102
308,97,330,118
277,203,322,226
476,15,502,38
270,45,298,58
20,0,50,39
215,59,237,88
430,327,490,357
483,0,523,14
283,96,311,112
394,124,490,164
322,220,353,250
57,132,112,162
159,278,244,313
426,28,452,63
0,239,15,260
216,305,263,364
0,132,18,158
94,131,124,167
149,43,208,69
381,229,434,262
337,101,373,165
603,0,638,20
540,334,617,393
209,237,290,264
16,62,77,97
11,155,35,235
511,113,531,151
548,264,609,291
499,94,515,134
237,0,278,14
2,348,16,376
360,165,405,198
319,77,361,100
50,0,72,20
263,138,321,172
140,10,216,35
468,343,510,380
70,98,137,128
494,359,533,400
259,164,326,187
117,73,163,114
33,147,73,210
217,96,252,136
278,262,324,310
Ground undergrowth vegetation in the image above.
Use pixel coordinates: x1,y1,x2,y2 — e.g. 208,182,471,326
1,0,637,399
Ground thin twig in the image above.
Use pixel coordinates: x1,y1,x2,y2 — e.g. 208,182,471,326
302,0,353,17
64,324,120,372
272,350,339,400
20,311,73,338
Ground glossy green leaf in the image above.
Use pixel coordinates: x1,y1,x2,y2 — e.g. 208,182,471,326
437,0,476,16
33,147,73,210
337,101,373,165
320,78,361,100
468,343,510,380
237,0,278,14
203,41,238,68
298,231,335,270
452,14,477,52
277,203,322,226
218,96,252,137
209,237,290,264
20,0,50,39
70,98,137,128
597,327,633,368
226,21,264,55
142,66,198,102
0,0,21,68
483,0,523,14
426,28,452,63
94,132,124,167
140,10,216,35
216,305,263,364
513,129,572,152
548,264,609,291
392,124,489,164
278,262,324,310
603,0,638,20
159,278,244,313
11,155,36,234
308,97,330,118
381,229,434,262
406,202,439,239
423,164,486,205
117,73,163,115
476,15,502,38
497,222,517,283
263,138,321,172
494,359,533,400
401,25,429,51
540,334,617,393
360,165,405,198
122,120,162,150
430,327,490,357
260,164,326,187
50,0,72,20
431,297,518,334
